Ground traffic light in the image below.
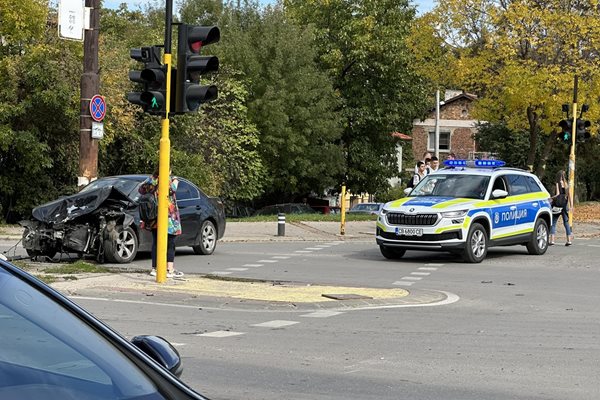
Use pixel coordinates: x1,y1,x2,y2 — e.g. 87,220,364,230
176,25,220,114
128,46,167,115
558,119,573,144
576,118,591,143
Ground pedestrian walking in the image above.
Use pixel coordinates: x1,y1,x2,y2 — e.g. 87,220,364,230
139,166,184,277
549,170,573,246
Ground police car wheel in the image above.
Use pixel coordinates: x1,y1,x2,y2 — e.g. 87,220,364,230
380,245,406,260
463,223,487,263
526,218,549,255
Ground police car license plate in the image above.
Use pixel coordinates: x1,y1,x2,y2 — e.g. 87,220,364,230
395,227,423,236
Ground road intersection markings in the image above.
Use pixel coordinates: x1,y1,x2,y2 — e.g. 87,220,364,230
411,272,431,276
257,259,278,263
295,250,312,253
197,331,245,338
252,320,299,328
301,310,344,318
243,264,263,267
210,271,232,275
305,247,324,250
393,281,414,286
227,268,248,271
401,276,422,281
271,256,291,259
424,263,445,267
418,267,438,271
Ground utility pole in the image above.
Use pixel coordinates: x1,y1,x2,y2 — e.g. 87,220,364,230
567,75,578,226
78,0,100,189
434,89,440,158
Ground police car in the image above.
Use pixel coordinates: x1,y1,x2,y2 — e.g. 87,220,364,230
376,160,553,263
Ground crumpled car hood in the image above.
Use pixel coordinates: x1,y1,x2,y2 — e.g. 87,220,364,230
31,186,133,224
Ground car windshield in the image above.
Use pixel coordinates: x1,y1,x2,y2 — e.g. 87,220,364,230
411,174,491,200
0,266,166,400
80,178,142,199
353,204,380,211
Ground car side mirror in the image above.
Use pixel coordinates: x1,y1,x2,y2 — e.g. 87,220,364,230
131,335,183,378
491,189,508,199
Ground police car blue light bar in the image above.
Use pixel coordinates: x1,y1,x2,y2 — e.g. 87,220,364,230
443,159,506,168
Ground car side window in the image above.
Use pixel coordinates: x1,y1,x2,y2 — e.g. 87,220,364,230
506,174,530,196
175,180,192,201
491,176,507,193
524,176,543,192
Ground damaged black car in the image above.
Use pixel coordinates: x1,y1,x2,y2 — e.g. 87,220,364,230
20,175,226,263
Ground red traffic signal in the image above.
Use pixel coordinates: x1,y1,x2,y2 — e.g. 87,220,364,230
175,25,220,114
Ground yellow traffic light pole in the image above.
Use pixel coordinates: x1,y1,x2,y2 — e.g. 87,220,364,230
156,0,174,283
567,76,578,227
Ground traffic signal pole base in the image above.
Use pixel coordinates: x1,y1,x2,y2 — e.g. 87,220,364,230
156,120,171,283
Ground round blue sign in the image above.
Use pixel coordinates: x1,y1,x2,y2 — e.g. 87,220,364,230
90,95,106,122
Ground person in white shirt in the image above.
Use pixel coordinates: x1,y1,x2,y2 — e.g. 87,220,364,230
429,156,440,173
412,161,428,187
415,151,432,174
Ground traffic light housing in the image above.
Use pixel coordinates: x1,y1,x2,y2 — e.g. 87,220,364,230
176,25,220,114
558,119,573,144
576,118,591,143
128,46,167,115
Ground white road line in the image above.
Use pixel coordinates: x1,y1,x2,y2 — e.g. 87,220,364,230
411,272,430,276
588,244,600,248
305,247,324,250
401,276,422,281
316,245,331,248
418,267,438,271
252,320,299,328
257,259,278,263
295,250,312,253
227,268,248,271
393,281,414,286
424,263,445,267
348,291,460,310
301,310,344,318
243,264,263,267
197,331,245,338
211,271,232,275
271,256,291,259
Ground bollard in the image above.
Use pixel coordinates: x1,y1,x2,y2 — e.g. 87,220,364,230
277,213,285,236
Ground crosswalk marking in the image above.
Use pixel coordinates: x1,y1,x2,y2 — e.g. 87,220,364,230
424,263,445,267
418,267,438,271
401,276,422,281
227,268,248,271
411,272,430,276
271,256,291,259
210,271,232,275
257,259,278,263
243,264,263,267
252,320,299,328
393,281,414,286
301,310,344,318
295,250,312,253
197,331,245,338
305,247,324,250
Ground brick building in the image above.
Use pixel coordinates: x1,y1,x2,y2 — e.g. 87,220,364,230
411,90,479,161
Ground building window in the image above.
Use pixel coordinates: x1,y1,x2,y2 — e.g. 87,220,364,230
428,131,450,152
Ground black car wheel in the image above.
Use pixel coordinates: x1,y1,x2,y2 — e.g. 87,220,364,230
193,220,217,255
104,226,138,263
463,222,487,263
380,245,406,260
526,218,549,255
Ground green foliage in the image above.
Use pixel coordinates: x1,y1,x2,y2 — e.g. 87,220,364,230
215,3,345,200
474,123,531,169
285,0,430,195
374,185,407,203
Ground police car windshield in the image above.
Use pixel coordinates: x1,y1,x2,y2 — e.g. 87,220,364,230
412,174,491,200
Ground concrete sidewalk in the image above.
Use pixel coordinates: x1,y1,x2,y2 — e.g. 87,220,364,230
2,220,599,243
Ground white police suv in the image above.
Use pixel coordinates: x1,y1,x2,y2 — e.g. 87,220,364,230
376,160,553,263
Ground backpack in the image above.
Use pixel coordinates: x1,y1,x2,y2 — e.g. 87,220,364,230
138,192,158,225
406,174,418,189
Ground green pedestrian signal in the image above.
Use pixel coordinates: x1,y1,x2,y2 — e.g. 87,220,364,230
127,46,168,115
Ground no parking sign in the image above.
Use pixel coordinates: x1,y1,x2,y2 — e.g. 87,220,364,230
89,95,106,122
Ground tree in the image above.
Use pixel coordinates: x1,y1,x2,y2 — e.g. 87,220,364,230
284,0,429,195
212,2,345,201
421,0,600,177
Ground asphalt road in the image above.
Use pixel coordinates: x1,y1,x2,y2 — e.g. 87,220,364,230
41,238,600,400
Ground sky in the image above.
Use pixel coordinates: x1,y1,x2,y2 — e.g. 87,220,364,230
102,0,437,14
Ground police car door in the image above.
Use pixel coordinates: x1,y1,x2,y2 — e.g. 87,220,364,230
505,174,537,234
489,175,518,239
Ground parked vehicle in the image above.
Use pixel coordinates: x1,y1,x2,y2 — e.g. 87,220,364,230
312,205,341,215
20,175,226,263
253,203,317,216
347,203,383,215
0,259,211,399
